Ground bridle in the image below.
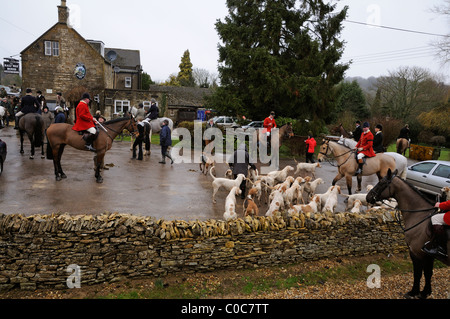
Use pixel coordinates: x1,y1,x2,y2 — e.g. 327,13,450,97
368,174,439,233
102,117,138,142
319,140,355,167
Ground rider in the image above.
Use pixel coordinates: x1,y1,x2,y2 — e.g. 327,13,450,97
422,200,449,259
354,121,376,176
146,98,159,121
14,88,40,129
263,111,277,148
72,93,98,152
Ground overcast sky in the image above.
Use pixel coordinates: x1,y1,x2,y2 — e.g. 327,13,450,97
1,0,448,83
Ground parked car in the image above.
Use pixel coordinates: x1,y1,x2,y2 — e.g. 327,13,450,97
241,121,264,131
406,160,450,198
213,116,239,128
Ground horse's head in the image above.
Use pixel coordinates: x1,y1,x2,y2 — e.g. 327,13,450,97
366,168,398,204
317,139,331,162
127,116,139,137
284,122,294,138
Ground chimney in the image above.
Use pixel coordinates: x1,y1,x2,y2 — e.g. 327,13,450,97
58,0,69,24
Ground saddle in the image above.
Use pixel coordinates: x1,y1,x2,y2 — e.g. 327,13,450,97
78,126,100,141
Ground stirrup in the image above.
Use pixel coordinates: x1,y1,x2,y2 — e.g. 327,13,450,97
85,144,96,152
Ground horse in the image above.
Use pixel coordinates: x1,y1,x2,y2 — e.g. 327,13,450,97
367,169,449,299
255,122,294,148
396,138,409,155
18,113,45,159
46,117,137,183
317,138,396,194
331,123,352,138
338,136,408,179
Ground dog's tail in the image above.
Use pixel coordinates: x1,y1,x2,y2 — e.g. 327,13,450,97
209,166,216,179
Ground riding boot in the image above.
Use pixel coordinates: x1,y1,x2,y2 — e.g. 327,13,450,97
83,133,97,152
354,160,364,176
422,225,448,259
14,116,19,129
159,157,166,164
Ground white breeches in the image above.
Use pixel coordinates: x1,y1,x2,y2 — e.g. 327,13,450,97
431,213,446,225
357,153,366,160
87,127,96,134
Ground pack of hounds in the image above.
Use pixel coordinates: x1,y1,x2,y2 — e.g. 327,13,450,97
199,153,416,222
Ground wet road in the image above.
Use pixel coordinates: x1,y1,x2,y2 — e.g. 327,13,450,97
0,126,404,220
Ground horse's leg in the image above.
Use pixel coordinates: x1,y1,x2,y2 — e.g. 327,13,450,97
345,174,353,195
52,144,62,181
58,145,67,179
19,131,25,155
420,256,434,299
94,153,105,183
28,133,35,159
356,175,362,193
405,254,423,299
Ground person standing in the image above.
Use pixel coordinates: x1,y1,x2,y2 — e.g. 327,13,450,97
354,122,375,175
159,119,173,164
72,93,98,152
54,106,66,124
373,124,384,153
304,133,317,163
132,116,145,161
41,106,54,130
228,143,256,199
15,89,40,129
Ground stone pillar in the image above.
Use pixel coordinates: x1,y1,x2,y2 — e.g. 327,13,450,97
58,0,69,24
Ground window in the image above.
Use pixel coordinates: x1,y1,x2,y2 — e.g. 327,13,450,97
142,101,151,112
432,164,450,179
411,162,436,174
125,77,132,88
114,100,130,114
44,41,59,56
52,41,59,56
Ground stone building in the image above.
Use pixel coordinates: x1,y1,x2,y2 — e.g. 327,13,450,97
20,0,211,121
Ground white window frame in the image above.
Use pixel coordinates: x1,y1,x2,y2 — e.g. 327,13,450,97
44,41,52,56
52,41,59,56
114,100,130,115
44,41,59,56
125,77,132,88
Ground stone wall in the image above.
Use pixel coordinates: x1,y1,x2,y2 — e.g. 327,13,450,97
0,211,407,291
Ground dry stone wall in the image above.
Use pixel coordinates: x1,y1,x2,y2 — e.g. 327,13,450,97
0,211,407,291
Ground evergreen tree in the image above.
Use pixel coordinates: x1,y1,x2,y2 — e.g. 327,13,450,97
177,50,195,87
210,0,349,122
335,80,369,120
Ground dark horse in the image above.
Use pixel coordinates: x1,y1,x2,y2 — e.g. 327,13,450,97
367,169,449,299
46,117,137,183
19,113,45,159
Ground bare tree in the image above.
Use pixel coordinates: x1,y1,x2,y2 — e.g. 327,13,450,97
431,0,450,65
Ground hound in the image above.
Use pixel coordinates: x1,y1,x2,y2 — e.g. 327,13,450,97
441,187,450,200
350,199,363,213
243,188,259,217
322,185,341,213
285,177,305,207
266,189,285,217
210,167,246,204
340,193,369,210
316,185,336,208
223,186,241,221
266,165,294,184
294,162,321,178
288,195,321,215
247,179,263,203
200,153,215,175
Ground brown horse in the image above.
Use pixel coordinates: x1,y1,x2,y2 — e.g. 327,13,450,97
46,117,137,183
331,123,352,138
18,113,45,159
317,139,396,194
396,138,409,155
367,169,449,299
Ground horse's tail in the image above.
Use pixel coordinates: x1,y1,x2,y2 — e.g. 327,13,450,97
34,116,44,147
46,138,53,160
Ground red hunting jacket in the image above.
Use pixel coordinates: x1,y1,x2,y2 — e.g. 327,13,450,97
305,137,317,153
72,100,95,132
439,201,450,225
263,117,277,134
356,130,376,157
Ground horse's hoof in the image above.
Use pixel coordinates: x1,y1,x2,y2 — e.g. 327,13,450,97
41,156,45,159
61,173,67,179
96,177,103,183
404,292,419,299
29,156,34,160
56,176,62,182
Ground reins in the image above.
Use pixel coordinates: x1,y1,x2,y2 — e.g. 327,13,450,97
319,141,356,168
